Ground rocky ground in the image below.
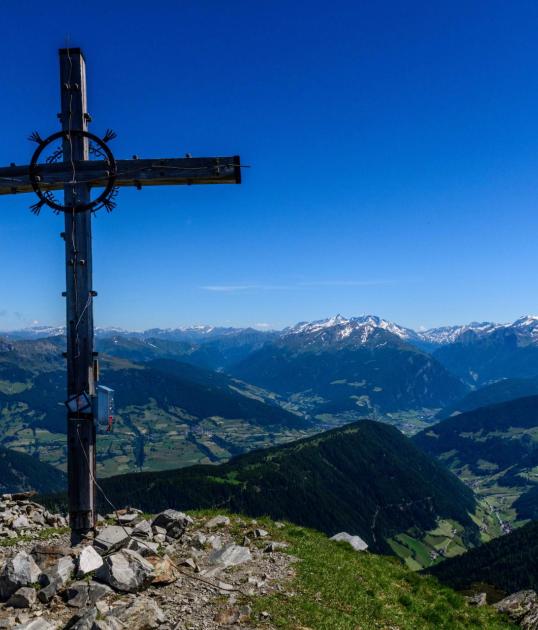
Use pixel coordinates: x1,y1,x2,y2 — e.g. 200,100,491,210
3,493,538,629
464,587,538,629
0,494,296,629
492,591,538,630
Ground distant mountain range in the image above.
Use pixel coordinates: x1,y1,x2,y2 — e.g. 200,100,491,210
229,316,467,416
433,317,538,386
0,315,538,432
95,329,271,371
5,313,538,348
6,314,538,386
4,312,538,478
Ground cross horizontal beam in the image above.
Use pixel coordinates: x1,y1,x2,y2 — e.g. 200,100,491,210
0,156,241,196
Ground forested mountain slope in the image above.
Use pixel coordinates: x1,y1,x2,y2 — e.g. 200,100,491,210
414,396,538,529
0,445,66,494
428,520,538,596
90,420,480,557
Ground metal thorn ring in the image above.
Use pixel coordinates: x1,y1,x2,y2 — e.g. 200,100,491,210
28,130,117,214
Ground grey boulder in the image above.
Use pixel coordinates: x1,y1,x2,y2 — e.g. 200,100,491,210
330,532,369,551
65,581,113,608
109,595,166,628
66,607,98,630
208,544,251,568
152,509,192,539
205,515,230,529
96,549,154,593
127,538,159,557
37,581,59,604
11,515,30,530
117,512,141,526
132,519,152,539
55,555,76,585
0,551,42,600
6,586,37,608
94,526,131,555
77,545,103,576
494,590,538,622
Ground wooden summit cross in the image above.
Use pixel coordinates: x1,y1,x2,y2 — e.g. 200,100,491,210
0,48,241,540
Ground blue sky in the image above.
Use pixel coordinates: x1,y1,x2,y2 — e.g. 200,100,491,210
1,1,538,331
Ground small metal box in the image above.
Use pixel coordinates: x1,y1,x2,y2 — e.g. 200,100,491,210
96,385,114,430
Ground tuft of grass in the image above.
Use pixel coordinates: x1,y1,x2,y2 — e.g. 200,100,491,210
0,526,69,547
251,523,516,630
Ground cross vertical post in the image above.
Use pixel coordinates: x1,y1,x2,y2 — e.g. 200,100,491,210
0,46,242,542
59,48,97,539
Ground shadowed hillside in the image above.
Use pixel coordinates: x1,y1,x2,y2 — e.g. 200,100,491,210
414,396,538,487
0,445,66,494
438,377,538,419
427,520,538,596
414,395,538,532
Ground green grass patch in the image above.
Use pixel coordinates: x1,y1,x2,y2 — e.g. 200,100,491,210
207,471,243,486
251,523,516,630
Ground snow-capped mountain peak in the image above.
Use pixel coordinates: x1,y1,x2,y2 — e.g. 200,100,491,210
287,314,349,335
417,322,501,345
512,315,538,327
283,314,417,346
5,314,538,349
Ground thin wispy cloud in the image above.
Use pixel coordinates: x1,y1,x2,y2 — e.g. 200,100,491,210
201,279,401,293
201,284,293,292
297,280,395,287
201,285,260,292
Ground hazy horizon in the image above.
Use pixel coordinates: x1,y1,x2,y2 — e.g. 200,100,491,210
1,311,537,334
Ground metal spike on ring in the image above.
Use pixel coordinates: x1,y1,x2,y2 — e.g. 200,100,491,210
29,131,44,145
30,198,46,215
103,129,117,143
101,198,116,213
